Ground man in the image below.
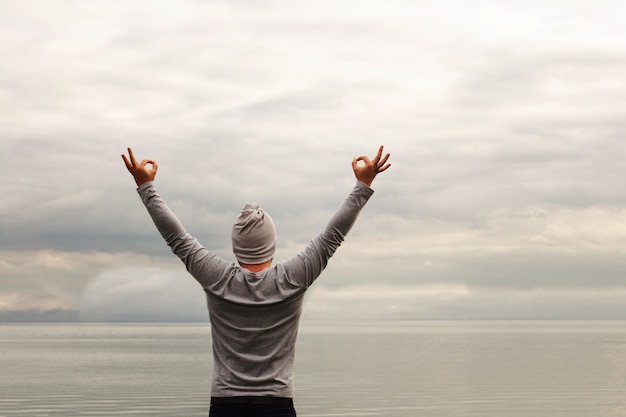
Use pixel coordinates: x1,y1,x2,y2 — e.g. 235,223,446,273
122,146,391,417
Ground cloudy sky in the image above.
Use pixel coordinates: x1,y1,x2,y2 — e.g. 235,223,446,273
2,0,626,321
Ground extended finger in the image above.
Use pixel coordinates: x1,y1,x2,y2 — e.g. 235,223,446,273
377,162,391,173
378,152,390,167
372,145,384,164
128,147,138,166
121,154,133,172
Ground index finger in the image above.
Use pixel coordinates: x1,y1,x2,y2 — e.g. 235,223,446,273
352,155,370,168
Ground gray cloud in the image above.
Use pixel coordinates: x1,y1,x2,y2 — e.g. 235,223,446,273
2,0,626,321
79,267,207,322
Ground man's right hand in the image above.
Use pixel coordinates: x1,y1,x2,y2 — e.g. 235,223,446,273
122,147,158,187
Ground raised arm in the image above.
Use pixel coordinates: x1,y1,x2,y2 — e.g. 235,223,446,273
122,147,230,287
282,146,391,287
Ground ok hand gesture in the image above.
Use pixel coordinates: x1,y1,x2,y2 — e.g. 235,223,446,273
122,147,158,187
352,145,391,186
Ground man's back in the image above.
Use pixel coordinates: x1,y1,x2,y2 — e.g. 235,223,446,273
207,282,305,397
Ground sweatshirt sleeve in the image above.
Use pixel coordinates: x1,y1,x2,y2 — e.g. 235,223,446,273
136,182,232,287
280,180,374,288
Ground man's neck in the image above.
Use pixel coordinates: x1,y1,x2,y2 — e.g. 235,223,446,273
240,260,272,272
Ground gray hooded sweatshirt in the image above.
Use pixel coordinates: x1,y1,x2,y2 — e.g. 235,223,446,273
137,180,374,398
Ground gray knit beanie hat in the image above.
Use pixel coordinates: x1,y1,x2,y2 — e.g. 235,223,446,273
232,203,277,264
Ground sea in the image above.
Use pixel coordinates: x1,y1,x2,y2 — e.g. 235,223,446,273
1,320,625,417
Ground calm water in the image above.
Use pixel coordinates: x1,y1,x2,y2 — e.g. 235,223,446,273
1,321,626,416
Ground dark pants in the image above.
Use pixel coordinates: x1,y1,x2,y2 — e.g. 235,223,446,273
209,397,296,417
